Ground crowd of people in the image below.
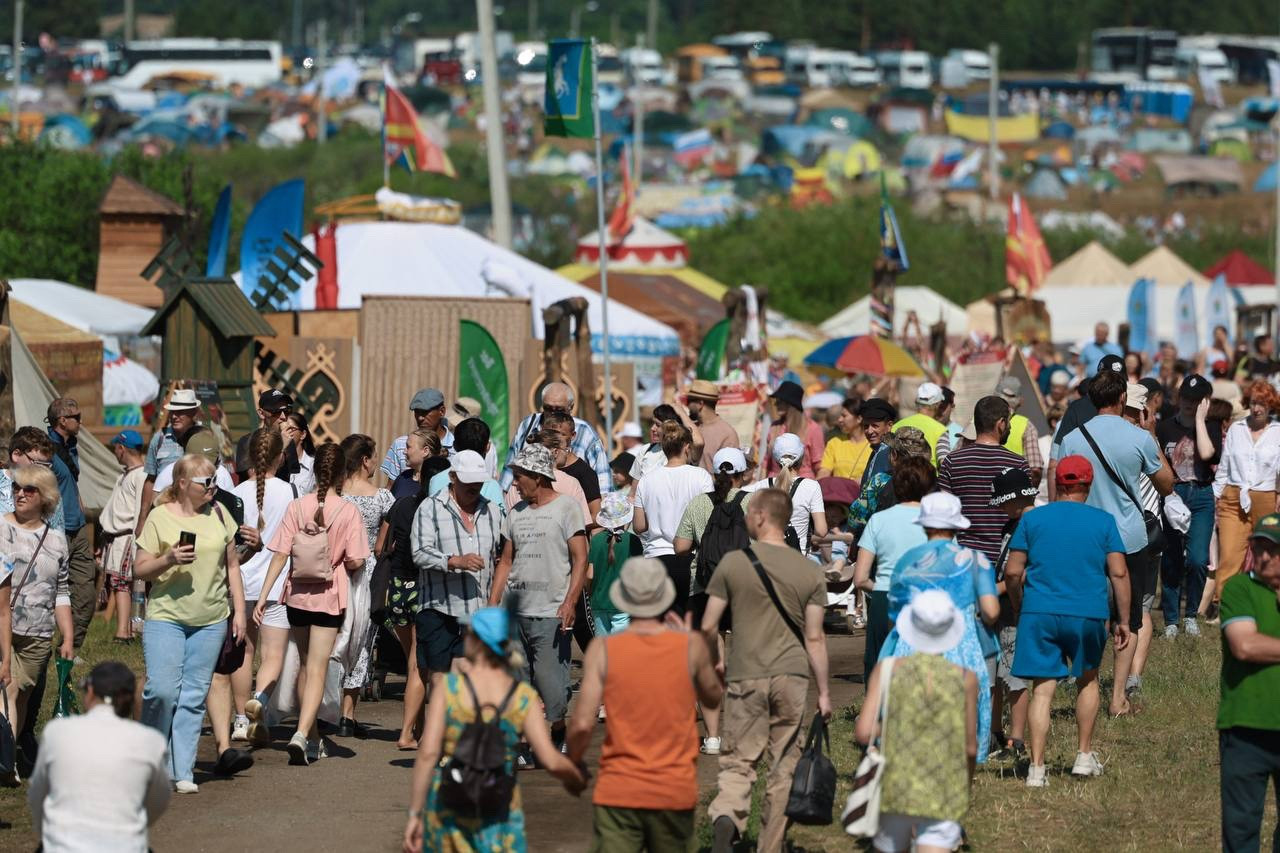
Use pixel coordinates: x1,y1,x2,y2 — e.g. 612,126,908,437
2,321,1280,851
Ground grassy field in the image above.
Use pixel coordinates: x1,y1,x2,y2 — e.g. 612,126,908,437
703,626,1274,851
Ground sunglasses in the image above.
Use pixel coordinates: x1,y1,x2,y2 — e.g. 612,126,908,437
60,413,82,422
543,405,570,416
15,452,51,468
189,476,217,490
11,484,39,496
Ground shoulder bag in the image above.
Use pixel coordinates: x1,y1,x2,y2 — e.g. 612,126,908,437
1078,424,1167,554
842,656,895,837
8,523,52,608
743,545,804,645
210,503,246,675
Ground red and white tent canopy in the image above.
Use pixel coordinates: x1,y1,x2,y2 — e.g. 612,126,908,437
574,216,689,269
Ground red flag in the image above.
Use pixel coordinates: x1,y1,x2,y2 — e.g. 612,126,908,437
606,148,635,245
383,72,456,177
1005,193,1051,295
313,223,339,309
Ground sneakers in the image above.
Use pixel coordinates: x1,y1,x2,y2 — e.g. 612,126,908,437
515,745,537,771
287,732,309,766
231,716,250,742
1163,623,1180,639
1125,675,1142,700
1025,764,1048,788
244,697,270,748
307,738,328,762
1071,751,1104,777
701,736,722,755
1183,617,1201,637
174,780,199,794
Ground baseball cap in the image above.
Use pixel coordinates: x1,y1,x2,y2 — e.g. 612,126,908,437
712,446,749,474
915,382,944,406
1125,382,1148,410
989,467,1037,506
110,429,145,450
1250,513,1280,545
1097,354,1125,376
410,388,445,411
1181,374,1211,401
1056,454,1094,486
183,428,221,465
997,376,1023,399
257,388,292,413
771,433,805,468
620,421,643,439
449,450,488,484
1049,370,1070,387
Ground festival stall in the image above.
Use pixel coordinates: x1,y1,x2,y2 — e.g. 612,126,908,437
1128,245,1210,289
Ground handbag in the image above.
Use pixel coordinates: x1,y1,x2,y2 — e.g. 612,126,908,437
214,615,245,675
0,683,16,786
1078,424,1167,554
842,657,895,837
785,711,837,825
51,656,78,719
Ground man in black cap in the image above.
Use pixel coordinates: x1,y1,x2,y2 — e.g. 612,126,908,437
847,398,897,536
234,389,293,481
1047,354,1124,500
1156,373,1221,638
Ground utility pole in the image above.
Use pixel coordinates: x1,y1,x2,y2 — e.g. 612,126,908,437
10,0,21,137
610,12,620,47
1274,115,1280,338
477,0,513,247
528,0,538,39
646,0,657,57
569,6,581,39
987,42,999,202
633,34,645,191
123,0,134,42
316,19,327,144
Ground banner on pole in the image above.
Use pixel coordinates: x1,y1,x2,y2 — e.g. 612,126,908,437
205,185,232,277
1126,277,1154,356
1204,273,1233,346
239,179,305,304
459,320,510,462
696,318,730,380
544,39,594,138
1175,281,1200,358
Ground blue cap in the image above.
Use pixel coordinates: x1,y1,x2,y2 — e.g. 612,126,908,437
410,388,444,411
465,607,509,659
111,430,145,450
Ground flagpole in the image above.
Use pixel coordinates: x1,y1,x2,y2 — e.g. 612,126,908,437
591,36,614,451
477,0,512,247
382,67,390,188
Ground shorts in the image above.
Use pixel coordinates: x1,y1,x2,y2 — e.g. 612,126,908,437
10,634,52,693
416,608,465,674
286,605,344,629
1113,550,1155,631
996,626,1027,691
385,575,419,629
873,814,963,852
1012,612,1107,681
515,615,572,722
105,572,133,593
249,600,290,630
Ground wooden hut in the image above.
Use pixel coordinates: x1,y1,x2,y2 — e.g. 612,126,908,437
96,175,185,308
140,278,275,437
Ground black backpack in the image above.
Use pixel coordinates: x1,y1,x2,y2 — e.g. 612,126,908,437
439,674,521,819
695,491,751,588
771,477,806,551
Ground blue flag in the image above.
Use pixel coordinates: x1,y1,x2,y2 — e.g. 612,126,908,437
239,179,305,305
879,175,909,271
1204,273,1234,346
205,185,232,277
1175,280,1199,358
1126,277,1154,355
544,39,594,138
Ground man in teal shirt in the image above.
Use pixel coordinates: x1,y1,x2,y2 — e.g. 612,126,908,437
1219,513,1280,852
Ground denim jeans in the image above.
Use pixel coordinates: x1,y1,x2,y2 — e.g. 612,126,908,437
1161,482,1215,625
141,619,226,783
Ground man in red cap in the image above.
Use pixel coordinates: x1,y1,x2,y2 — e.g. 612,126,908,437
1003,455,1131,789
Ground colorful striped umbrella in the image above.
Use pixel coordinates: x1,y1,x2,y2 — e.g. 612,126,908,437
802,335,925,378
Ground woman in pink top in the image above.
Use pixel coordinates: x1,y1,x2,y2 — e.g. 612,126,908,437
254,443,369,766
766,380,825,478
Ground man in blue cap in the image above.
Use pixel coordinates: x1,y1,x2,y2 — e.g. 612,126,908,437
100,431,149,642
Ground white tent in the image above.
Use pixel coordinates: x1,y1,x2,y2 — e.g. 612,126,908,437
8,279,155,340
1041,241,1131,288
254,221,681,359
1034,283,1273,344
820,286,968,338
1128,245,1210,289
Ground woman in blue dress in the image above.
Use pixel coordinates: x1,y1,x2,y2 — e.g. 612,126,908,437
880,492,1001,762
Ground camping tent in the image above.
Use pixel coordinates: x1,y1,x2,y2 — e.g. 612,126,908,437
1129,245,1210,288
8,279,155,341
1203,250,1274,286
1154,155,1243,192
820,286,968,338
1042,241,1132,288
1256,163,1279,193
1024,167,1068,200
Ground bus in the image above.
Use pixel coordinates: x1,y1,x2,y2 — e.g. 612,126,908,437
113,39,282,89
1090,28,1177,83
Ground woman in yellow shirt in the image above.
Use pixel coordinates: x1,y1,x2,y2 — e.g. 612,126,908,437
817,398,872,481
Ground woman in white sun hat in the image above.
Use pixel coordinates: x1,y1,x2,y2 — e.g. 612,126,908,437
878,491,1000,764
856,588,978,853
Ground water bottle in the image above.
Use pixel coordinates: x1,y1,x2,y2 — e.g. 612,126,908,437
130,580,147,636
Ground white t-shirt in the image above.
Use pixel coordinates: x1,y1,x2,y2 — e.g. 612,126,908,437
628,442,668,483
745,475,825,555
634,464,713,556
152,461,234,496
232,477,295,601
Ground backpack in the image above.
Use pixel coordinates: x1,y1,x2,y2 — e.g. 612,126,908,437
695,491,751,589
290,501,334,583
771,477,806,552
438,674,521,819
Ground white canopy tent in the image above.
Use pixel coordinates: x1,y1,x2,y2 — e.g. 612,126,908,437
820,286,968,338
8,279,155,341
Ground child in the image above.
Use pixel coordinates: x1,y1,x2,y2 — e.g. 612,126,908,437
988,466,1038,759
610,452,635,492
588,492,643,637
815,477,861,625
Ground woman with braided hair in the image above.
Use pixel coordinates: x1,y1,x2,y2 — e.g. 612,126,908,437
256,442,369,766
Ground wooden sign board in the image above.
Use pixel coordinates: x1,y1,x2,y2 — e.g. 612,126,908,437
949,351,1005,429
1005,348,1050,435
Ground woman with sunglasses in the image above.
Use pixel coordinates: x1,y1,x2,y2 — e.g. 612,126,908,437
134,453,246,794
1,464,72,774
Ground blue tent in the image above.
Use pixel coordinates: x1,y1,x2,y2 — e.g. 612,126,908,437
1256,162,1278,193
1043,120,1075,139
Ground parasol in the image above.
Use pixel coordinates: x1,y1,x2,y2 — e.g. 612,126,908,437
803,335,924,378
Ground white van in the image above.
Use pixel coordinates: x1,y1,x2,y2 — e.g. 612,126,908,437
784,45,835,88
946,49,991,81
876,51,932,89
841,52,882,87
622,47,667,85
1175,46,1235,85
701,54,744,82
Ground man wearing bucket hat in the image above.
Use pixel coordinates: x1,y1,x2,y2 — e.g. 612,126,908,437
490,443,588,756
893,382,949,467
686,380,740,474
139,387,203,528
1003,454,1132,788
567,557,723,851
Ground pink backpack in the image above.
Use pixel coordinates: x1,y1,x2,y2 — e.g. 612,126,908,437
290,501,334,582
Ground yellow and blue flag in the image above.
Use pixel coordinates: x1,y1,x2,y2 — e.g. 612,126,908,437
879,174,909,271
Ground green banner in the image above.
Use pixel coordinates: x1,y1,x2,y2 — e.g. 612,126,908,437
543,39,595,138
696,318,730,380
459,320,510,462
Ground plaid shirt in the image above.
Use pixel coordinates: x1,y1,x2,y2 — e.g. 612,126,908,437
411,490,504,617
500,414,611,494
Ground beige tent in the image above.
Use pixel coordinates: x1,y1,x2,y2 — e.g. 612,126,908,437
1128,245,1210,288
1042,241,1132,288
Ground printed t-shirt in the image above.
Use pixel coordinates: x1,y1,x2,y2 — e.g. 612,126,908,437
1156,415,1223,485
502,494,586,618
504,470,591,530
634,464,714,556
1218,572,1280,731
1008,501,1124,620
858,503,926,592
136,503,238,627
267,493,370,615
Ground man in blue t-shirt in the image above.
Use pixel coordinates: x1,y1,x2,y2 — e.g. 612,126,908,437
1004,454,1131,789
1080,322,1123,378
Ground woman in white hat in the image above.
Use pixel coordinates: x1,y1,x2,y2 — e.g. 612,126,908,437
877,492,1000,764
856,589,978,853
743,433,827,557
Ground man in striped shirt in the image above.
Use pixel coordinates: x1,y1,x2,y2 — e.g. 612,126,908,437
410,450,505,689
938,396,1031,566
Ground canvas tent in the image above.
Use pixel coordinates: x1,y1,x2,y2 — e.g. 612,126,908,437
1204,250,1274,286
1154,155,1243,192
820,286,967,338
1041,241,1132,288
1129,245,1210,288
1024,168,1068,200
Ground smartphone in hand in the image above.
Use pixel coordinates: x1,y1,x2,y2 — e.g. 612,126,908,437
179,531,197,549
